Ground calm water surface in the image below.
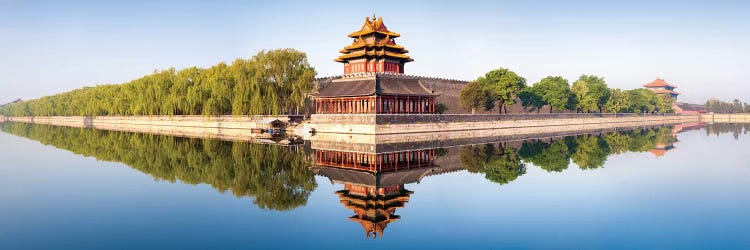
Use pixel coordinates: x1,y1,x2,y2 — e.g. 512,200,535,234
0,123,749,249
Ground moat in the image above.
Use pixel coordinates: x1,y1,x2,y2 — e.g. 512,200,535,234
1,122,749,249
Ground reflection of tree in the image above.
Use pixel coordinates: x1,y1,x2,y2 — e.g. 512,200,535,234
460,143,526,185
519,139,572,172
0,123,316,211
602,132,630,155
460,145,489,173
461,126,691,184
705,123,750,140
571,135,611,170
624,127,675,152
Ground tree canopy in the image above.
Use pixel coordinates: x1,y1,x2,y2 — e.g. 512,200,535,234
572,75,610,113
532,76,574,113
705,98,750,113
476,68,527,113
460,81,490,114
604,88,631,113
0,49,316,116
457,70,675,114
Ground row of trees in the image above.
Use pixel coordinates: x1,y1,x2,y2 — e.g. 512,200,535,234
0,49,316,116
460,127,677,185
705,99,750,114
460,68,674,114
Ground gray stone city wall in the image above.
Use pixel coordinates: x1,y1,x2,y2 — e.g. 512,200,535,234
418,78,469,114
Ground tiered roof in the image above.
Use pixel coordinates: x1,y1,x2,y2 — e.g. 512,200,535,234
335,16,413,63
347,16,401,38
316,73,436,98
336,187,412,239
648,142,676,158
643,78,680,97
651,88,681,95
643,78,677,88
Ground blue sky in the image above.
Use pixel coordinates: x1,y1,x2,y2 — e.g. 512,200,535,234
1,0,748,104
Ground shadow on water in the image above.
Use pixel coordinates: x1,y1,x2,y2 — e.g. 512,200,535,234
2,122,749,239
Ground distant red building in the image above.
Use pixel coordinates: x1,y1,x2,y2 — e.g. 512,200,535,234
643,78,680,99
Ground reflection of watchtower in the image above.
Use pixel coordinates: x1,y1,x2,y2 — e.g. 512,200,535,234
311,135,461,239
337,183,412,239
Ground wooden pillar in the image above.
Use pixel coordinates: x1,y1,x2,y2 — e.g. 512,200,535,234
376,97,380,114
407,152,410,169
407,97,411,114
416,98,421,113
391,98,394,114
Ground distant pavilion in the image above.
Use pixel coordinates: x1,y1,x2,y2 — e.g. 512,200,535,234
643,78,680,99
314,16,437,114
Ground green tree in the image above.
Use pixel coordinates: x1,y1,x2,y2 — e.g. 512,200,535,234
435,103,448,114
604,88,631,113
460,81,490,114
628,88,657,113
571,75,610,113
0,49,316,117
732,99,743,113
518,89,544,113
655,95,674,113
477,68,527,113
532,76,573,112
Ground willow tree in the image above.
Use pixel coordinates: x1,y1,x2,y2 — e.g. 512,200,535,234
0,48,317,117
251,49,316,115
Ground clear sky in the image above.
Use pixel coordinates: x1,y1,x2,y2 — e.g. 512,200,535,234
1,0,748,104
